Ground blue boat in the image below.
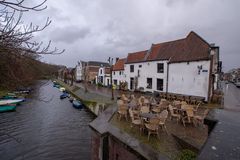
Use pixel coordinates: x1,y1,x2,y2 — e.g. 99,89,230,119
72,100,83,109
60,93,68,99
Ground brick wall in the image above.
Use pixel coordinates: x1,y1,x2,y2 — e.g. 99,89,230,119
108,135,145,160
91,130,101,160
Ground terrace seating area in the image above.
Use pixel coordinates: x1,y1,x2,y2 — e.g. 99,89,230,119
115,93,209,142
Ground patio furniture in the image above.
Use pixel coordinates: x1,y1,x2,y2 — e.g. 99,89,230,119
158,110,168,133
128,99,138,110
145,117,160,141
117,99,124,106
140,113,158,119
117,104,128,121
182,108,194,127
129,109,144,134
168,105,180,123
193,102,202,113
140,106,150,114
121,94,129,103
193,109,209,127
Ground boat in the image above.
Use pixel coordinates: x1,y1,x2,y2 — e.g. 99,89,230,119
60,92,68,99
53,84,60,88
0,99,24,105
72,100,84,109
0,105,16,113
59,87,66,92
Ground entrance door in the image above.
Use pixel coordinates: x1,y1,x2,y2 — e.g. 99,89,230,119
130,77,134,90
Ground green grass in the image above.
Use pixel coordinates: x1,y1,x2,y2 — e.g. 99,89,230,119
0,90,9,97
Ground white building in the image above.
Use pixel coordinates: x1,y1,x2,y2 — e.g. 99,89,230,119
75,61,86,82
124,31,220,101
96,66,111,86
112,58,126,87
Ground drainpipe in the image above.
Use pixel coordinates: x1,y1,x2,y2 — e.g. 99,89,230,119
166,62,169,95
208,50,214,102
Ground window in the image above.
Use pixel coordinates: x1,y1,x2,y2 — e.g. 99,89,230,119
157,79,163,91
100,69,102,74
114,80,117,85
147,78,152,89
130,65,134,72
119,71,122,75
139,65,142,68
113,71,115,75
157,63,164,73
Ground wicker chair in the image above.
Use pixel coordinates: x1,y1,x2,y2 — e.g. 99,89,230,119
193,109,209,127
117,104,128,121
145,117,160,141
129,109,144,133
140,106,150,113
168,105,180,123
158,110,169,133
182,108,194,127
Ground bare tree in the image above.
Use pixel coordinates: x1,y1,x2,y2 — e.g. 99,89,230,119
0,0,64,89
0,0,65,57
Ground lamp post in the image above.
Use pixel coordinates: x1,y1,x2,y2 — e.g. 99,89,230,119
108,57,114,100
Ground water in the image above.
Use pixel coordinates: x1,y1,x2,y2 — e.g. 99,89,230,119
0,81,95,160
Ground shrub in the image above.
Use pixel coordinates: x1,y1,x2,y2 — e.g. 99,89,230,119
175,149,197,160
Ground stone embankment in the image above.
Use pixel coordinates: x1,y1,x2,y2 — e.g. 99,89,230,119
55,79,116,116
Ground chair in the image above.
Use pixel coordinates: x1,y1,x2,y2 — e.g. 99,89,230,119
129,109,143,133
168,105,180,123
117,99,124,106
140,106,150,113
121,94,129,103
158,110,168,133
182,108,194,127
193,109,209,127
145,117,160,141
193,102,202,113
117,104,128,121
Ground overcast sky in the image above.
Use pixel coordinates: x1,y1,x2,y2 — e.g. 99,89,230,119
25,0,240,71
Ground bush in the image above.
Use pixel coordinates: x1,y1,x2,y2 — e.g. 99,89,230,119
175,149,197,160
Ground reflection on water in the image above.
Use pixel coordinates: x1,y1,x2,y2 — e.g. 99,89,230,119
0,81,95,160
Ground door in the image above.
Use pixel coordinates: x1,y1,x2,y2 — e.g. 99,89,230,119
130,77,134,90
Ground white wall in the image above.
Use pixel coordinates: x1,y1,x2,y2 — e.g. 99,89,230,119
125,61,168,92
75,63,83,81
168,60,210,101
96,67,110,86
112,70,126,85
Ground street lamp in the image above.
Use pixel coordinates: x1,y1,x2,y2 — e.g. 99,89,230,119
108,57,114,100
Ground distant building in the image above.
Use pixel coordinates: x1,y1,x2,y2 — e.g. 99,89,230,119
85,61,110,83
112,58,126,88
75,61,87,82
96,65,111,86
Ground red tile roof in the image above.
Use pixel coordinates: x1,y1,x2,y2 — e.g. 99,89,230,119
113,58,126,71
125,31,211,64
125,50,148,64
147,31,211,63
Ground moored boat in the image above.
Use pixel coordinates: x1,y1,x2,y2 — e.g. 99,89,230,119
0,99,24,106
59,87,66,92
0,105,16,113
60,93,68,99
72,100,83,109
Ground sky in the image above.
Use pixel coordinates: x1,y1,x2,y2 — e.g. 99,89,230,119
23,0,240,71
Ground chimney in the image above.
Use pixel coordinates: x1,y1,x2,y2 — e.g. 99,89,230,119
115,57,119,63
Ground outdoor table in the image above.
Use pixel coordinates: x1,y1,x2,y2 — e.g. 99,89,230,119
140,113,158,119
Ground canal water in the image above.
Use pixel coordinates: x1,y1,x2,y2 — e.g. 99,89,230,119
0,81,95,160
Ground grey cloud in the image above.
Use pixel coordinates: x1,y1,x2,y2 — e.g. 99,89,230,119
31,0,240,72
51,26,90,44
